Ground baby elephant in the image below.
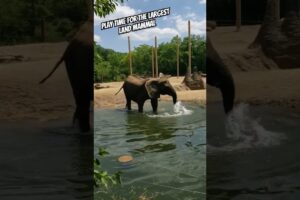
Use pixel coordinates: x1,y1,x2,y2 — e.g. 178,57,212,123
115,75,177,113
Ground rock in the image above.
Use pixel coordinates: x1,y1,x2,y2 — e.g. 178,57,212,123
183,72,205,90
250,1,300,69
207,20,217,30
0,55,26,63
94,83,101,89
94,83,109,90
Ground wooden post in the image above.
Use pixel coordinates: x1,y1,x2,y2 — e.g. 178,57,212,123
274,0,280,20
236,0,241,31
155,36,158,78
152,47,155,78
41,18,45,42
188,21,192,75
176,35,180,78
128,36,132,75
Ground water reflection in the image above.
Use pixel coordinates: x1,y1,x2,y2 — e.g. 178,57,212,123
0,121,93,200
125,112,177,153
95,102,206,200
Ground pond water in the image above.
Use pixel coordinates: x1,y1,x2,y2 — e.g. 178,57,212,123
95,102,206,200
208,102,300,200
0,120,93,200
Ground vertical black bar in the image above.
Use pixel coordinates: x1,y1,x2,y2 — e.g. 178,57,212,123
0,0,94,199
207,0,300,199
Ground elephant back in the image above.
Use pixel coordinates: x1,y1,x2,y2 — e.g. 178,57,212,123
126,75,147,87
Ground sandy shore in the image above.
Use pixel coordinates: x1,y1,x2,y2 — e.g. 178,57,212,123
94,76,206,109
208,69,300,111
0,42,206,121
0,42,74,121
2,24,300,121
209,25,300,112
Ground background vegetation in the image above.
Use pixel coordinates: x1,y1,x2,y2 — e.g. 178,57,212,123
95,35,206,82
0,0,89,45
93,0,124,190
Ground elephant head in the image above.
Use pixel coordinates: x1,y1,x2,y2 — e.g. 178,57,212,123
207,37,235,113
145,78,177,104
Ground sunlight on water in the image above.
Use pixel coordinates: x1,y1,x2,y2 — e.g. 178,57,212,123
147,101,193,118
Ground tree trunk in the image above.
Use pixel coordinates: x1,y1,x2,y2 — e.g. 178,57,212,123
236,0,241,31
29,0,36,37
40,18,46,42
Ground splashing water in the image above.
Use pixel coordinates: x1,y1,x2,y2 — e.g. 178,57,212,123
211,103,286,152
174,101,193,115
147,101,193,118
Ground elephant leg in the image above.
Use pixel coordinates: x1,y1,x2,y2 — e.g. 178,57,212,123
151,98,158,114
76,102,90,132
73,108,78,125
138,101,145,113
126,97,132,110
73,88,91,132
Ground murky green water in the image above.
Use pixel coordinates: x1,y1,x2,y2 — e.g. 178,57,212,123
0,120,93,200
95,102,206,200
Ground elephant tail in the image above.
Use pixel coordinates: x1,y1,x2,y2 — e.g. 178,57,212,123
39,56,64,84
115,84,124,95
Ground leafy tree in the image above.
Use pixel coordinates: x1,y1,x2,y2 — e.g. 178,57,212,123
94,35,206,82
93,1,123,192
132,45,152,76
0,0,89,45
178,35,206,74
158,41,177,75
94,0,124,17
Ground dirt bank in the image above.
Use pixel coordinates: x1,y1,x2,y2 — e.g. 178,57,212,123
94,76,206,110
209,26,300,112
0,42,74,121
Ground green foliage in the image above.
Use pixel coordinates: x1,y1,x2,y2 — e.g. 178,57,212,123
93,1,123,190
132,45,153,76
94,147,122,188
95,35,206,82
179,35,206,74
94,0,124,17
0,0,88,45
158,41,177,75
94,44,128,82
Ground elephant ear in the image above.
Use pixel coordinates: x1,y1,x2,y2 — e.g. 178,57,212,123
145,79,160,98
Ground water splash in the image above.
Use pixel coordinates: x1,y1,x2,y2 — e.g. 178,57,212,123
210,103,286,152
174,101,193,115
147,101,193,118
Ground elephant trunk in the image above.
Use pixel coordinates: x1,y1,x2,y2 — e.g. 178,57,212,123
207,61,235,113
207,37,235,114
169,88,177,104
220,76,235,114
